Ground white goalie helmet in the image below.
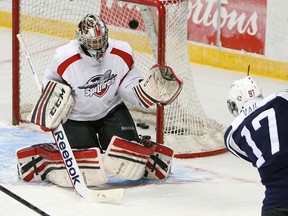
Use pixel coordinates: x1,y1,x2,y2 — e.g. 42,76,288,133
75,14,108,61
227,76,263,117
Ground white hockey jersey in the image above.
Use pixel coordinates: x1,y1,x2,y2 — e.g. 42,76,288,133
42,39,144,121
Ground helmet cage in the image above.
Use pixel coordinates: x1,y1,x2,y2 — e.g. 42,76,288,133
75,14,108,60
227,99,239,117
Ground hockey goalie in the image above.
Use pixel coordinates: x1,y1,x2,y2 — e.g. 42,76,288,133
16,14,182,188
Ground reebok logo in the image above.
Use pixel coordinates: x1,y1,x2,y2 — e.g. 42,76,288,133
54,130,80,186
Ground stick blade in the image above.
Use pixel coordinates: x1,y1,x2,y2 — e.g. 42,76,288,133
90,188,124,202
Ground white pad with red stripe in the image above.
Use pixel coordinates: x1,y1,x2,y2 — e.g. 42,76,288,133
133,64,183,108
27,81,74,130
16,143,106,187
103,136,154,180
144,144,174,180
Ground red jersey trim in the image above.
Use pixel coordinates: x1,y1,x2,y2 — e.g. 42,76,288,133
57,53,81,77
110,48,134,70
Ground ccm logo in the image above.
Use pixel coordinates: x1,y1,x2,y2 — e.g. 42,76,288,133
143,75,152,87
50,88,66,116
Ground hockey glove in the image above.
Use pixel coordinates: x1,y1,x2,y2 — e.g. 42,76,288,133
133,64,183,108
27,80,75,130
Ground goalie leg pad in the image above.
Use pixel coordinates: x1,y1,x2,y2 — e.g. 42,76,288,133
103,136,153,180
17,145,44,182
144,144,174,180
17,143,106,187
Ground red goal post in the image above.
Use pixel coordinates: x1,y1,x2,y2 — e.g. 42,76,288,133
12,0,226,158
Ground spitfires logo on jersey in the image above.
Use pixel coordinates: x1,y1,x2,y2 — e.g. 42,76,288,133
78,70,117,97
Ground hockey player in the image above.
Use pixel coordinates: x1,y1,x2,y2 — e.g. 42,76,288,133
17,14,181,187
224,76,288,216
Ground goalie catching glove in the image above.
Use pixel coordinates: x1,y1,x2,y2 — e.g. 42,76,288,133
133,64,183,108
27,81,75,130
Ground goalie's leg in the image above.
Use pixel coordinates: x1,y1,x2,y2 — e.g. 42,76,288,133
16,143,106,187
98,103,139,150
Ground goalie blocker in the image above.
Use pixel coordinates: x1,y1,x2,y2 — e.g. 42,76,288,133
27,80,75,130
17,136,174,187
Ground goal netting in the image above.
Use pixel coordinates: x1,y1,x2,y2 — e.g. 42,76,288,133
12,0,226,158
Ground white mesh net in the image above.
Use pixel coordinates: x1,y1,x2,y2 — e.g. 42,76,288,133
16,0,226,158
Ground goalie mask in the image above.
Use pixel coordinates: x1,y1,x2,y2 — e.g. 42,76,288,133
75,14,108,61
227,76,263,117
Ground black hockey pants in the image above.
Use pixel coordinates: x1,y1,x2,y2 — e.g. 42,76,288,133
62,103,138,152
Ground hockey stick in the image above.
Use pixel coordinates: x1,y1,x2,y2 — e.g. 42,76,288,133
16,34,124,202
0,184,50,216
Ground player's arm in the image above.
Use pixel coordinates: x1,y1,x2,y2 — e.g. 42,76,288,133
117,65,144,105
29,49,75,130
42,49,67,88
118,64,183,108
224,126,251,162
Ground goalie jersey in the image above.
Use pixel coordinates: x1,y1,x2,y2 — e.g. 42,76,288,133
224,90,288,211
43,38,143,121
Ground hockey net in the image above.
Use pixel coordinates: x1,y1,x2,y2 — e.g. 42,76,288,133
12,0,226,158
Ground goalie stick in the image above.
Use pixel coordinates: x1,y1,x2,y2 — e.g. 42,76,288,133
17,34,124,202
0,184,49,216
